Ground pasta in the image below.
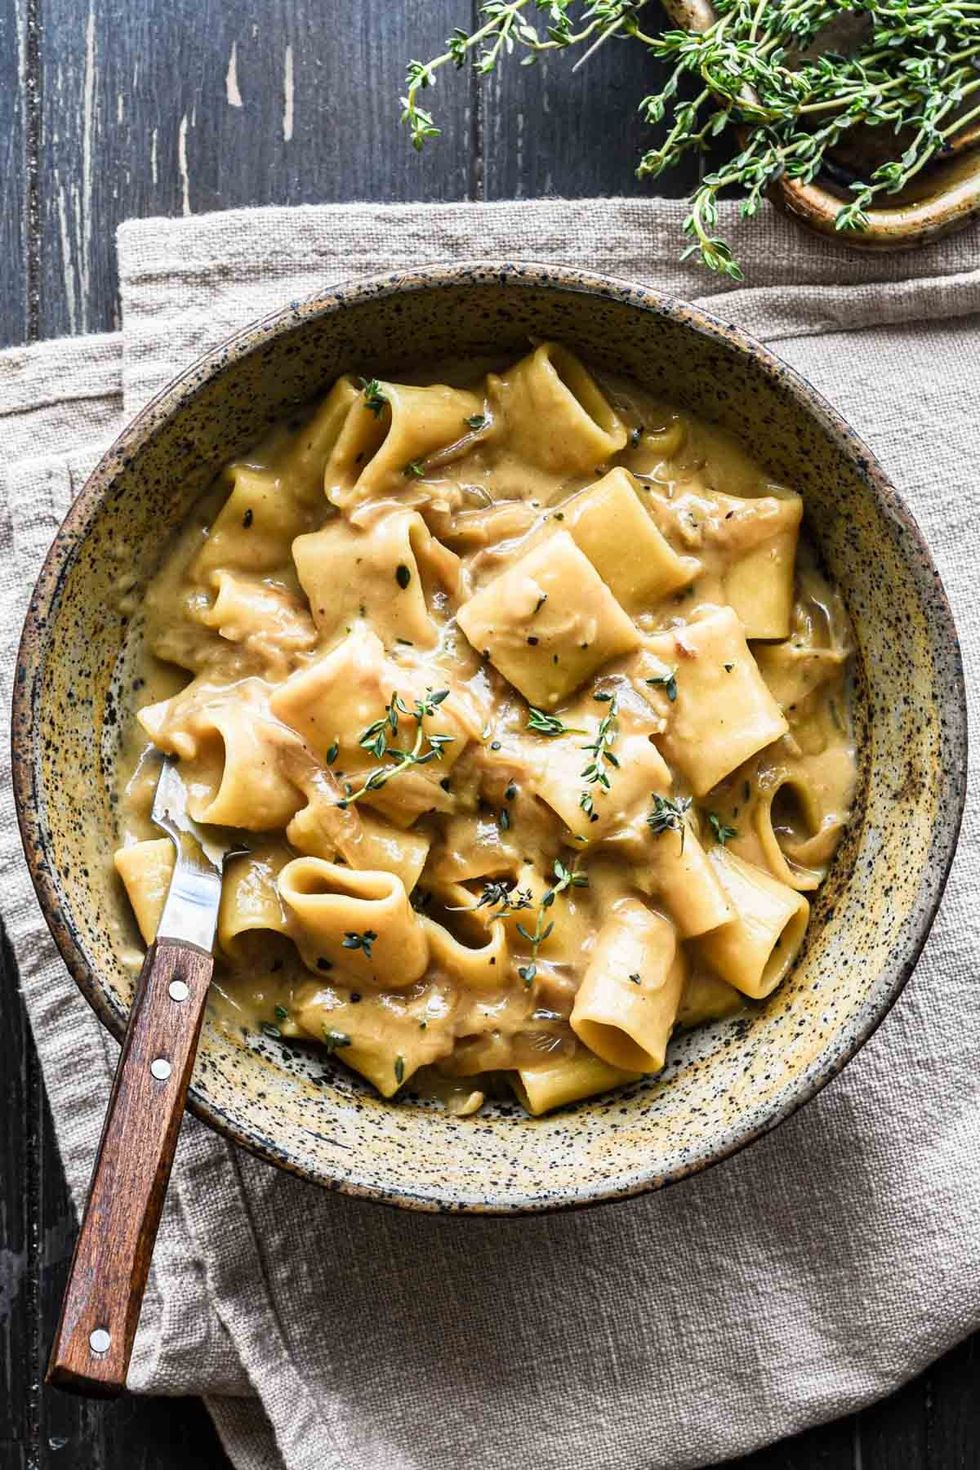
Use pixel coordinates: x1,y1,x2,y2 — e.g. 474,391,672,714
570,900,686,1072
113,345,856,1115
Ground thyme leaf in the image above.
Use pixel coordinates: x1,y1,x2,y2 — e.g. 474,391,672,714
647,793,692,851
342,929,379,958
358,378,388,417
323,1029,352,1054
526,707,585,737
475,880,533,917
646,666,678,702
707,811,738,845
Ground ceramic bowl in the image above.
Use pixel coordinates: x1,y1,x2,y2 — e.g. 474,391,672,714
12,264,966,1213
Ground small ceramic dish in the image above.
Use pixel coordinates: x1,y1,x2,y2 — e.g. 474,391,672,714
12,264,966,1213
663,0,980,252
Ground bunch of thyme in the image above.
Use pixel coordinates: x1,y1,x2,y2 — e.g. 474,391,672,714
399,0,980,278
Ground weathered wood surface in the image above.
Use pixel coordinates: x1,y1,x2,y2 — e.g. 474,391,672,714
1,2,977,1467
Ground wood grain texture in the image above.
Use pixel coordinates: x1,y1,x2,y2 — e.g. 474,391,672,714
36,0,473,337
482,22,696,200
0,0,29,346
1,0,978,1463
0,928,36,1466
48,942,214,1397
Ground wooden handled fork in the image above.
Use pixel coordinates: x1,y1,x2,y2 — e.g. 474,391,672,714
47,760,234,1395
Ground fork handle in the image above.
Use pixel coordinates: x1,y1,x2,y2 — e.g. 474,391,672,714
47,939,213,1396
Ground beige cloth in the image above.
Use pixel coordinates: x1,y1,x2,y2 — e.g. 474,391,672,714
1,198,978,1470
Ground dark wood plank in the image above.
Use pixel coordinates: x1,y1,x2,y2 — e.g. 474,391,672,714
36,1079,110,1468
722,1415,859,1469
859,1334,980,1469
36,0,474,338
481,3,698,200
923,1335,980,1465
0,0,29,347
859,1368,929,1470
0,927,36,1468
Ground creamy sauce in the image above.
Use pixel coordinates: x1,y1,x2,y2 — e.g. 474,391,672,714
112,345,856,1114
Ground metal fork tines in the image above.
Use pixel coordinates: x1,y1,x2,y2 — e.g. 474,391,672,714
151,758,230,953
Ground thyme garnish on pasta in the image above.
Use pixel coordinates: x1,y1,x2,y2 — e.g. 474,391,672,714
474,880,533,917
707,812,738,845
647,793,692,850
398,0,980,278
323,1029,352,1054
646,666,678,702
358,378,388,417
516,858,588,986
343,929,379,958
526,707,585,737
339,688,453,806
579,692,620,820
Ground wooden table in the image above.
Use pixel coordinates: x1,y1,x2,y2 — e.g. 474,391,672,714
1,3,977,1466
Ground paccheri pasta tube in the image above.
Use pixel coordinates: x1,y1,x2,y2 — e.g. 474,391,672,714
113,344,855,1114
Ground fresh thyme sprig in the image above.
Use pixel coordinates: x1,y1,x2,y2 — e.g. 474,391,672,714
515,857,588,986
401,2,640,149
526,707,585,737
338,688,453,807
399,0,980,278
579,692,620,820
647,793,693,851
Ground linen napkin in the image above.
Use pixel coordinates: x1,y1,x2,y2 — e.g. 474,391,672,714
1,197,978,1470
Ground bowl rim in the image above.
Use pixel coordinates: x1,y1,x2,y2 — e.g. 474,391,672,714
11,261,968,1214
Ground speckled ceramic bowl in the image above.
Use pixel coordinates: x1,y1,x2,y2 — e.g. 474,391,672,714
12,264,966,1213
